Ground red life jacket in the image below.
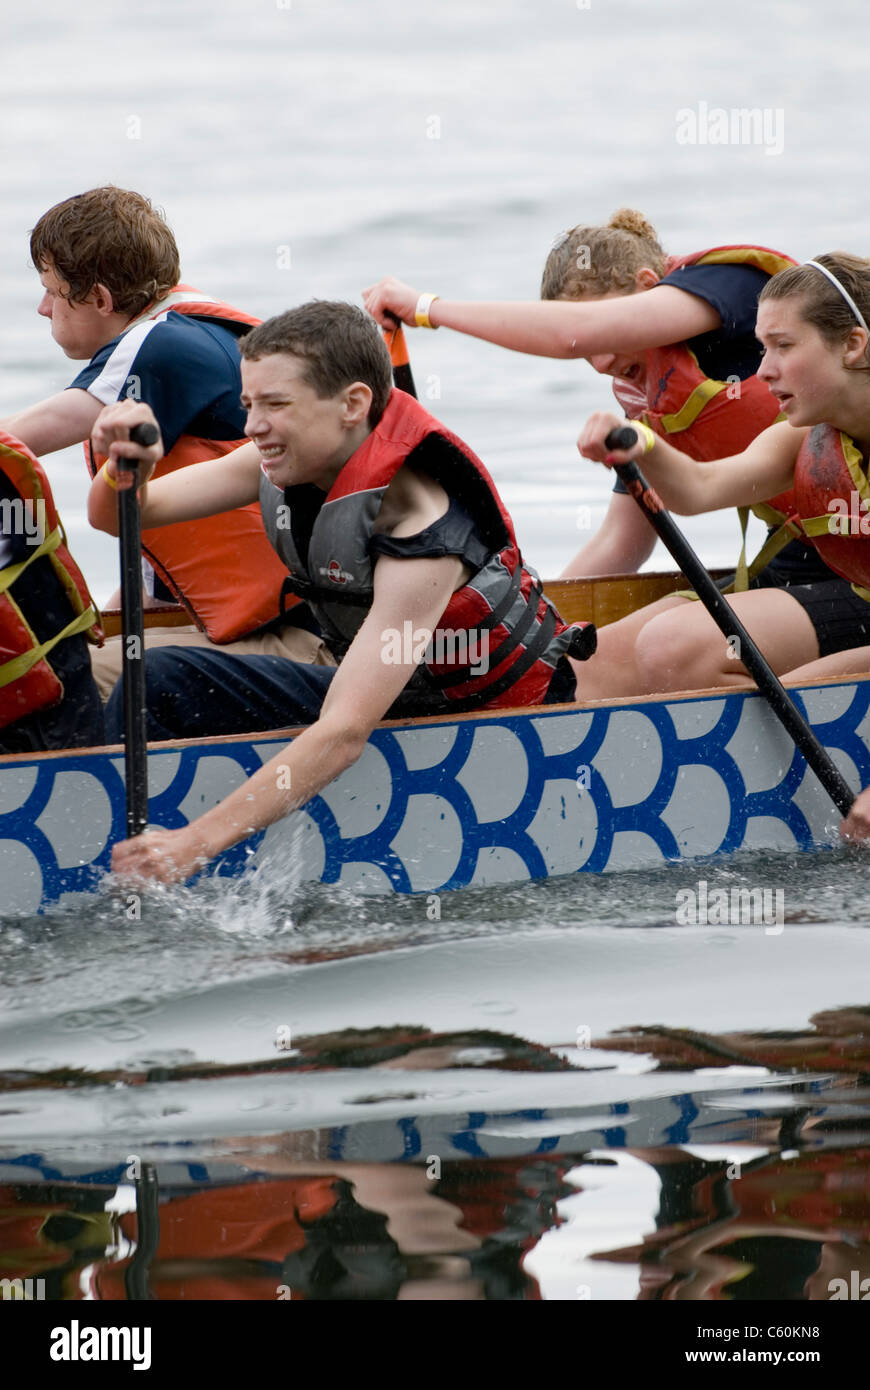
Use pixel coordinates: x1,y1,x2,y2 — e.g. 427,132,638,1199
85,286,295,644
0,431,102,729
613,244,796,460
261,389,595,712
789,424,870,595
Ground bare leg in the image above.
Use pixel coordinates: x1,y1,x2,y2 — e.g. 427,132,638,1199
569,593,690,700
633,589,820,694
783,646,870,683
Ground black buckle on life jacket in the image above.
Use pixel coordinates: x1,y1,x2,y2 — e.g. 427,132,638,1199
565,621,597,661
280,575,314,617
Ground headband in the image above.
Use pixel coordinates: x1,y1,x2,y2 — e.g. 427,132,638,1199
805,260,870,336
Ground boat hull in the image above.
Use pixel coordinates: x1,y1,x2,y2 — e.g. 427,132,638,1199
3,674,869,915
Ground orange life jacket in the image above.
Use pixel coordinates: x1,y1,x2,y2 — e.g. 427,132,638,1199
789,424,870,596
85,286,295,644
612,244,796,460
0,431,102,730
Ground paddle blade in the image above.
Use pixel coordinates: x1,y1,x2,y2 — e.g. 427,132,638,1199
382,319,417,398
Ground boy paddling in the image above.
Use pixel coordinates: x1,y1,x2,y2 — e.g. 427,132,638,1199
89,302,593,885
0,186,327,696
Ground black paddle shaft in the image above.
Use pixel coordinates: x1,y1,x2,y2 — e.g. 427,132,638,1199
123,1162,160,1300
604,426,854,818
118,420,159,838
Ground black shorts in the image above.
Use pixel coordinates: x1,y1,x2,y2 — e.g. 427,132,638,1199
751,568,870,659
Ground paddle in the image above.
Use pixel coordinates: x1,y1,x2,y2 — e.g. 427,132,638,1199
382,315,418,399
124,1161,160,1300
605,425,855,817
118,420,159,838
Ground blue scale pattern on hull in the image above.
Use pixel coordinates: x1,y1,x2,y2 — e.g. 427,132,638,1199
2,679,870,914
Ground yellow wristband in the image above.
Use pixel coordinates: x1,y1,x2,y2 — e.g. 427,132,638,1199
634,421,657,454
414,292,440,329
100,461,118,490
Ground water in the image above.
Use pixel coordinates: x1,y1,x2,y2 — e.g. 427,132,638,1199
2,0,870,1309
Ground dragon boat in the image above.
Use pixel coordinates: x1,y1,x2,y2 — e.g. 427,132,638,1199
2,571,868,916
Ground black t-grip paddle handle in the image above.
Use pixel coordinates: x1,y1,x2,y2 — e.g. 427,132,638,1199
129,420,160,449
606,426,642,452
602,427,854,817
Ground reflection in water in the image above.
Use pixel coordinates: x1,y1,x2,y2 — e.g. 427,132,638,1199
0,1158,566,1301
2,1006,870,1300
530,1144,870,1301
3,1130,870,1301
597,1006,870,1074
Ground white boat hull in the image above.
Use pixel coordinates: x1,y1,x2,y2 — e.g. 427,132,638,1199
2,676,868,916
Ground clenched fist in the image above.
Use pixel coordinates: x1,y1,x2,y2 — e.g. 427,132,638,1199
362,276,422,329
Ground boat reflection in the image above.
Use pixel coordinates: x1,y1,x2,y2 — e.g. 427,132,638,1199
1,1006,869,1300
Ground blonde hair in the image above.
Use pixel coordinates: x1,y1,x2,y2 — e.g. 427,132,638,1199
541,209,666,300
759,251,870,368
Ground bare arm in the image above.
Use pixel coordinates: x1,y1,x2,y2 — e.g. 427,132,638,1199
362,277,720,359
1,388,103,456
578,414,804,516
561,490,657,577
87,399,262,536
109,547,468,884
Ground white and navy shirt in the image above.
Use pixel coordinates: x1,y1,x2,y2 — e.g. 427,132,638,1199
67,310,249,452
68,310,250,598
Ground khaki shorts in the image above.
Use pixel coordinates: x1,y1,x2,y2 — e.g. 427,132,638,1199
90,622,336,702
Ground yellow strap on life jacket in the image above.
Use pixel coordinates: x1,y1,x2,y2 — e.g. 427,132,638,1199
801,514,844,536
694,247,796,278
0,526,98,687
723,505,866,602
728,505,806,594
659,376,729,434
720,406,793,590
0,521,100,633
0,603,97,688
839,430,870,507
678,503,808,604
0,524,63,593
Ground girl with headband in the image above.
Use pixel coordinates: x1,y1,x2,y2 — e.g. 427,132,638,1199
574,252,870,701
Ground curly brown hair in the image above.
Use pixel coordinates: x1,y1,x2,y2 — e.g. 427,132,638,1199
30,186,180,317
541,208,667,300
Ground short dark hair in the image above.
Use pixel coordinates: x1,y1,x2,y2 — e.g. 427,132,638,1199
239,301,392,425
30,186,180,317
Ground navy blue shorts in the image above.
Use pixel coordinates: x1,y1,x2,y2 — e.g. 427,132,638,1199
104,647,578,743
